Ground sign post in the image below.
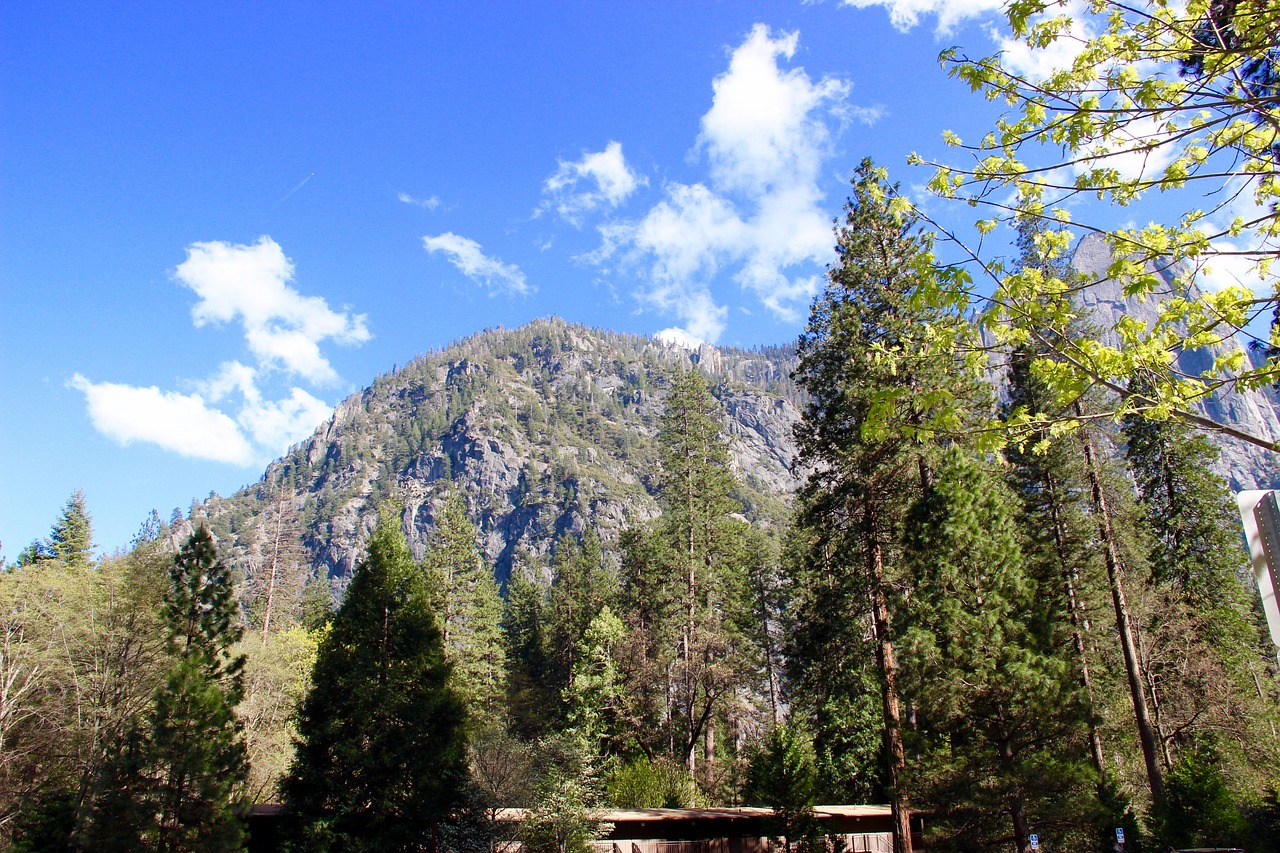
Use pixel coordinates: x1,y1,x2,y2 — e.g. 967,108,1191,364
1235,491,1280,662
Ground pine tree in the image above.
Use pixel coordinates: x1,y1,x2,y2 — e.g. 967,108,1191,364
1123,403,1280,820
546,530,615,710
503,567,556,741
790,159,988,853
50,490,94,568
1006,217,1168,812
742,724,819,853
423,492,508,730
617,368,756,784
282,508,467,853
82,526,248,852
15,490,95,569
899,451,1097,852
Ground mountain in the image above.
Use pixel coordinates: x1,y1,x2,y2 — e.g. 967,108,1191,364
195,319,804,594
197,241,1280,599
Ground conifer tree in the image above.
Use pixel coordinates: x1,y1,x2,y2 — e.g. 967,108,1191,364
82,525,248,852
282,508,467,853
742,724,819,853
899,451,1097,851
15,490,95,569
50,490,95,568
423,492,508,729
1123,401,1280,816
617,368,755,782
546,530,615,710
503,568,556,741
790,159,988,853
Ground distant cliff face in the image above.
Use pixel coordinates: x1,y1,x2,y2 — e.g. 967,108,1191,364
198,319,803,588
1070,233,1280,491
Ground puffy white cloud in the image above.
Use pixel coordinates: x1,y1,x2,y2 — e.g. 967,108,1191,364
173,237,370,385
236,386,332,453
70,361,334,468
1069,115,1180,185
643,288,729,346
72,238,368,467
698,25,849,195
544,141,645,223
423,232,533,295
1196,245,1270,294
840,0,1005,34
655,327,706,349
593,25,848,341
69,374,255,466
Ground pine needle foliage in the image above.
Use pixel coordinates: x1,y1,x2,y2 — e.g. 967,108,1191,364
281,508,467,853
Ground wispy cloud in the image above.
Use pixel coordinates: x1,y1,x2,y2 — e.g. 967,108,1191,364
423,232,533,296
839,0,1006,35
399,192,442,210
591,24,852,344
543,141,646,225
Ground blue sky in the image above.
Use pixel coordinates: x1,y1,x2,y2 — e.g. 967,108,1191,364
3,0,1245,557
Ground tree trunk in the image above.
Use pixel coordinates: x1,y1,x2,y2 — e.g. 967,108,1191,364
1078,424,1164,804
867,501,912,853
997,707,1032,853
1045,471,1107,775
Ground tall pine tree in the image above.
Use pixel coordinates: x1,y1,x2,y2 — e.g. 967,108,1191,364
422,492,508,731
790,159,988,853
617,368,756,786
899,451,1097,852
82,525,248,852
282,508,467,853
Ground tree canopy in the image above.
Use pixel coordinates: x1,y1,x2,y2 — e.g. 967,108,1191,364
915,0,1280,449
282,507,467,853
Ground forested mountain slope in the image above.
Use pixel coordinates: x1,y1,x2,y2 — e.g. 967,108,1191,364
195,318,803,592
197,238,1280,600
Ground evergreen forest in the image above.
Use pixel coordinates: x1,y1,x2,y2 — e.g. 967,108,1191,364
4,168,1280,853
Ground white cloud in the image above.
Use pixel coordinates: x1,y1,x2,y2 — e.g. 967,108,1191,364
840,0,1006,34
236,386,332,452
71,238,368,467
173,237,370,385
655,327,706,349
423,232,533,296
69,375,256,466
399,192,442,210
698,25,848,195
1194,179,1277,296
1196,245,1270,294
591,25,847,341
645,288,729,346
544,141,645,223
1065,114,1181,189
70,361,334,468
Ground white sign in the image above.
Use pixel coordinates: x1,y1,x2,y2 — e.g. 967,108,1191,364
1030,834,1039,849
1236,491,1280,651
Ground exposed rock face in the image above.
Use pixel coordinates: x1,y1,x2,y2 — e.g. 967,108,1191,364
199,320,803,588
1070,233,1280,490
